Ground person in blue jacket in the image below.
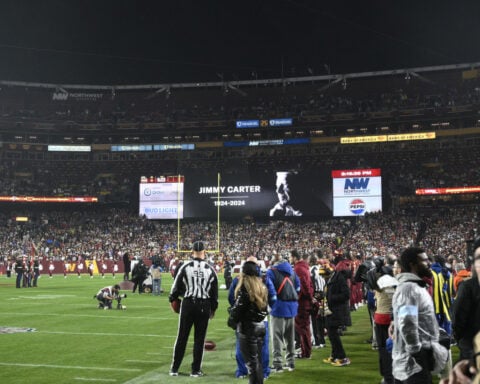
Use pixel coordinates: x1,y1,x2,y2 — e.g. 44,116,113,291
265,251,300,373
229,256,277,379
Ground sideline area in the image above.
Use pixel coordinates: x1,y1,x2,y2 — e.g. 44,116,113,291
0,275,455,383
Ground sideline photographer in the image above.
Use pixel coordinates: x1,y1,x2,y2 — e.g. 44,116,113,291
354,254,381,348
95,284,127,310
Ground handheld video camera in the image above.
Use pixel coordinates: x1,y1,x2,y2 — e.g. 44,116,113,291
355,256,393,291
114,293,127,310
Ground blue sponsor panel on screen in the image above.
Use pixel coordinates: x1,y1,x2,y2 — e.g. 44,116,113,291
333,196,382,216
235,118,293,129
269,118,293,127
153,143,194,151
139,201,184,219
224,138,310,148
332,176,382,196
235,120,260,128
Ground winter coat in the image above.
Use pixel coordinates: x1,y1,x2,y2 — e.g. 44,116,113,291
452,276,480,342
230,285,268,336
325,270,350,327
294,259,314,311
392,272,448,381
453,269,471,292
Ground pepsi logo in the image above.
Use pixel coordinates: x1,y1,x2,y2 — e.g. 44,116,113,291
349,199,366,215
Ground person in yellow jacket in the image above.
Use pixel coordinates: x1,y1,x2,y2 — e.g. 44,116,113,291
431,255,455,336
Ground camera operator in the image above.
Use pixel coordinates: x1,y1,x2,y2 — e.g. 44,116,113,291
355,254,397,353
95,284,126,310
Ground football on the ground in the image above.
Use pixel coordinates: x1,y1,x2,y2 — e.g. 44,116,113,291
204,340,216,351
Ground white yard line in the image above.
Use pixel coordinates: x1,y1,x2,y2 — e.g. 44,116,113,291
0,362,140,372
40,330,176,338
0,312,171,321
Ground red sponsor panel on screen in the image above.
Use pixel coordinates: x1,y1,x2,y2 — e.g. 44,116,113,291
140,175,185,183
331,168,381,178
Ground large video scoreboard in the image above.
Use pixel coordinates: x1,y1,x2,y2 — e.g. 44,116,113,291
332,168,382,216
138,168,383,219
139,175,184,219
138,170,331,219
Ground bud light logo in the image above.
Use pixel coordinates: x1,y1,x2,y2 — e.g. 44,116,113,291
349,199,366,215
144,188,151,196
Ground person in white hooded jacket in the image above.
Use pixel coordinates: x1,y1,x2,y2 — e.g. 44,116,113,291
391,247,448,383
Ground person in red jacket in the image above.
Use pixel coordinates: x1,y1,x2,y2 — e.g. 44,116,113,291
291,249,314,359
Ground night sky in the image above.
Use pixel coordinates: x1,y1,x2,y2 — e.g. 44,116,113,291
0,0,479,85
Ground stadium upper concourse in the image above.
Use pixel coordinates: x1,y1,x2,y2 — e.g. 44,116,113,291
0,63,480,213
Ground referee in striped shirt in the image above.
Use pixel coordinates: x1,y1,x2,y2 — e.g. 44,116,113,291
169,241,218,377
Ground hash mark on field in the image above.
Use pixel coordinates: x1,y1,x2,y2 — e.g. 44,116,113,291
146,348,177,354
125,360,163,363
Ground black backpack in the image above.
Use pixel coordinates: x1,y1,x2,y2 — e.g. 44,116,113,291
271,268,298,301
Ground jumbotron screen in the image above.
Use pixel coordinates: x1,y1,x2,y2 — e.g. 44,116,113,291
332,168,382,216
139,176,184,219
139,170,332,219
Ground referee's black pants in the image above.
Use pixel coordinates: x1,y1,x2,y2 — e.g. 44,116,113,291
171,297,211,374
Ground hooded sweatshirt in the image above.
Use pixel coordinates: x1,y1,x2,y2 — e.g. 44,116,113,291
266,260,300,318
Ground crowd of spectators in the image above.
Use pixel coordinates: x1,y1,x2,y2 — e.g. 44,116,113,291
0,207,476,272
1,69,480,143
1,133,480,206
1,70,480,124
0,68,479,269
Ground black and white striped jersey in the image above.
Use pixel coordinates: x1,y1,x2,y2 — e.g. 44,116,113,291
170,258,218,310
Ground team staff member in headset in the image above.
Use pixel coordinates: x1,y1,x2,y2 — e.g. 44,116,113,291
168,241,219,377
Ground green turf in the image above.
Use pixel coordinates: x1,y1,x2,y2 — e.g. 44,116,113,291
0,274,454,383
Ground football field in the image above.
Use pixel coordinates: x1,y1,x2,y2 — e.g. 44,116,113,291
0,273,397,383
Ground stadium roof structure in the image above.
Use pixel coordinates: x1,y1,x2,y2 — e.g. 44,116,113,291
1,60,480,145
1,61,480,93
